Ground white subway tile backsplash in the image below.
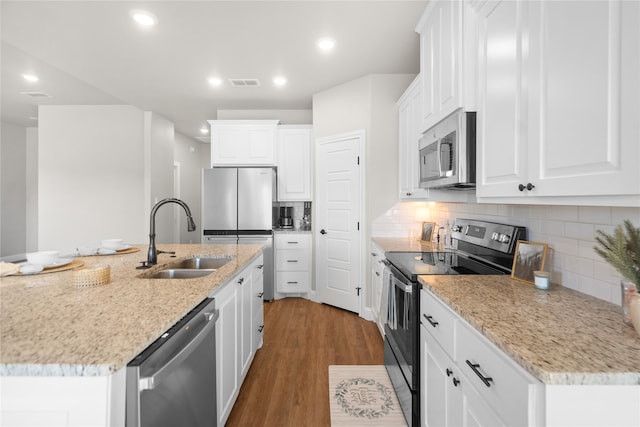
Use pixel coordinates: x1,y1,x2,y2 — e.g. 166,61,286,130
371,201,640,306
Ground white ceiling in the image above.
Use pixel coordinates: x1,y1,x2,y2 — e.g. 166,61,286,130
1,1,427,141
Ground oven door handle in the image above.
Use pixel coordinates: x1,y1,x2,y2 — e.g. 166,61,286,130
392,275,413,294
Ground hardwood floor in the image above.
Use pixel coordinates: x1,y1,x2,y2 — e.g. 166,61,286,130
225,298,384,427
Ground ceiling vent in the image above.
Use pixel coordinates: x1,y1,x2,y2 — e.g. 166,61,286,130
20,91,52,98
229,78,261,87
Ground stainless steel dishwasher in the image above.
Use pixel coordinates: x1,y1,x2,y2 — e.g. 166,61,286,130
126,298,219,427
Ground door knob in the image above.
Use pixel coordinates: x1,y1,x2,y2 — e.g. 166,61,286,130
320,229,327,235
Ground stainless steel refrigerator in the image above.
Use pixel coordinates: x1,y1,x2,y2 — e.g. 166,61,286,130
202,167,275,300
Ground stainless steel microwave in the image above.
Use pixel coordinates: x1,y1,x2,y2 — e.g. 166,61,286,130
419,110,476,189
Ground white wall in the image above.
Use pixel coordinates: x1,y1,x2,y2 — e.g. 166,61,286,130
38,105,147,254
25,127,38,253
174,132,203,244
217,109,312,124
1,122,27,257
372,201,640,305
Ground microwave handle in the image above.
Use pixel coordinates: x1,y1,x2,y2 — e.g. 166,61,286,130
436,138,444,178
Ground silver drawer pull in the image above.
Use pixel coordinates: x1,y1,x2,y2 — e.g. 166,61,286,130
287,260,298,263
287,241,299,244
465,360,493,387
287,281,299,284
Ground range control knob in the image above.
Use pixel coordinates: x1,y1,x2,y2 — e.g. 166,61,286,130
453,225,463,233
491,232,500,241
499,234,511,244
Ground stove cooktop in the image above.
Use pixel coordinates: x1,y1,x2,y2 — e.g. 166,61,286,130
385,251,510,282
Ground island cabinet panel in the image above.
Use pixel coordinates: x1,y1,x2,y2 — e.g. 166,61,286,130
209,120,279,166
211,253,264,427
475,0,640,205
0,368,126,427
420,289,542,427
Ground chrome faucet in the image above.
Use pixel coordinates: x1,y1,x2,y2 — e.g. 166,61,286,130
147,198,196,265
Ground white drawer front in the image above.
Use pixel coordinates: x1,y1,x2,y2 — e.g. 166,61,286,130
276,249,310,271
421,289,457,359
457,321,538,427
277,271,311,293
275,234,311,249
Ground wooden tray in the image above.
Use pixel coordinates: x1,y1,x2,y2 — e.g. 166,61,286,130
13,260,85,276
110,247,140,255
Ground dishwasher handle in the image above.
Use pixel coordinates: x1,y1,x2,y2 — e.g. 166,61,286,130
139,308,219,391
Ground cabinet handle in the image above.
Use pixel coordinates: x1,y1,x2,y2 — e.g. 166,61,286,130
257,264,264,269
371,252,377,256
258,325,264,333
286,281,299,284
452,377,460,387
446,368,453,377
257,292,264,298
287,241,299,244
287,260,298,263
423,314,439,327
518,183,536,192
375,272,380,276
237,277,244,285
406,192,412,196
465,360,493,387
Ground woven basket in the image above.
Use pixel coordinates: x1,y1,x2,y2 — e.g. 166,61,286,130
73,265,110,288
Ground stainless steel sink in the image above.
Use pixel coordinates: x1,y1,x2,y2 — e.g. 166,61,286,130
147,269,216,279
166,256,232,270
142,256,233,279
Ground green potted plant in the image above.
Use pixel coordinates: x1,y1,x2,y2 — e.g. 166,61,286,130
594,219,640,332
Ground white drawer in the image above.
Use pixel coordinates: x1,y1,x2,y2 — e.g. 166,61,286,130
277,271,311,293
457,321,539,427
420,289,457,360
276,249,310,271
275,234,311,249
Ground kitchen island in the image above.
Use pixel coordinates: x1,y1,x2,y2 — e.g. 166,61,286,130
0,243,264,426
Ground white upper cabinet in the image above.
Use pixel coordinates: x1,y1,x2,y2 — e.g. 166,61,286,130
398,76,429,200
475,0,640,205
209,120,279,166
277,126,313,201
417,0,472,133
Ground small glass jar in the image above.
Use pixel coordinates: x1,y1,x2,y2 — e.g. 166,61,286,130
533,271,550,290
621,280,638,325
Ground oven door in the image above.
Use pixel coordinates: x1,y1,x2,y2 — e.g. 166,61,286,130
384,266,419,425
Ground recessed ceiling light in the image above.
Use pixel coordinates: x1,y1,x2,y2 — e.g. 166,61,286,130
130,10,157,26
317,38,335,51
273,76,287,87
22,74,39,82
200,127,209,134
208,77,223,86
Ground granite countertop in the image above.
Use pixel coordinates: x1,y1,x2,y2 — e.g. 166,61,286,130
373,236,443,252
0,243,264,377
419,275,640,385
273,228,312,234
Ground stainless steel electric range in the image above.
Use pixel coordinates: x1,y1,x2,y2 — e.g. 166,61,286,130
383,218,526,427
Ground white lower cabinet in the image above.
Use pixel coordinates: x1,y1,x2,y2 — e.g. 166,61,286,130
421,289,541,427
212,254,264,426
370,242,386,336
275,234,311,295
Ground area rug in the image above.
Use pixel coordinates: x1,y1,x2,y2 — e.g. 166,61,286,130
328,365,408,427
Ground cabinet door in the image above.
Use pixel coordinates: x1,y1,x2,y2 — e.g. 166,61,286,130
214,278,240,426
475,0,529,198
422,326,463,427
277,127,313,201
399,77,429,199
238,270,254,378
527,0,640,197
210,122,277,166
418,0,463,133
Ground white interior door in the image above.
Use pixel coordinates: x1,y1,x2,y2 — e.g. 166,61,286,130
316,131,363,314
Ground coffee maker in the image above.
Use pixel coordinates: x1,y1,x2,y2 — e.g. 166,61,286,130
279,206,293,228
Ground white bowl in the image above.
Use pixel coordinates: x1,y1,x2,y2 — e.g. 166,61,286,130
101,239,123,250
26,251,59,266
77,246,98,256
